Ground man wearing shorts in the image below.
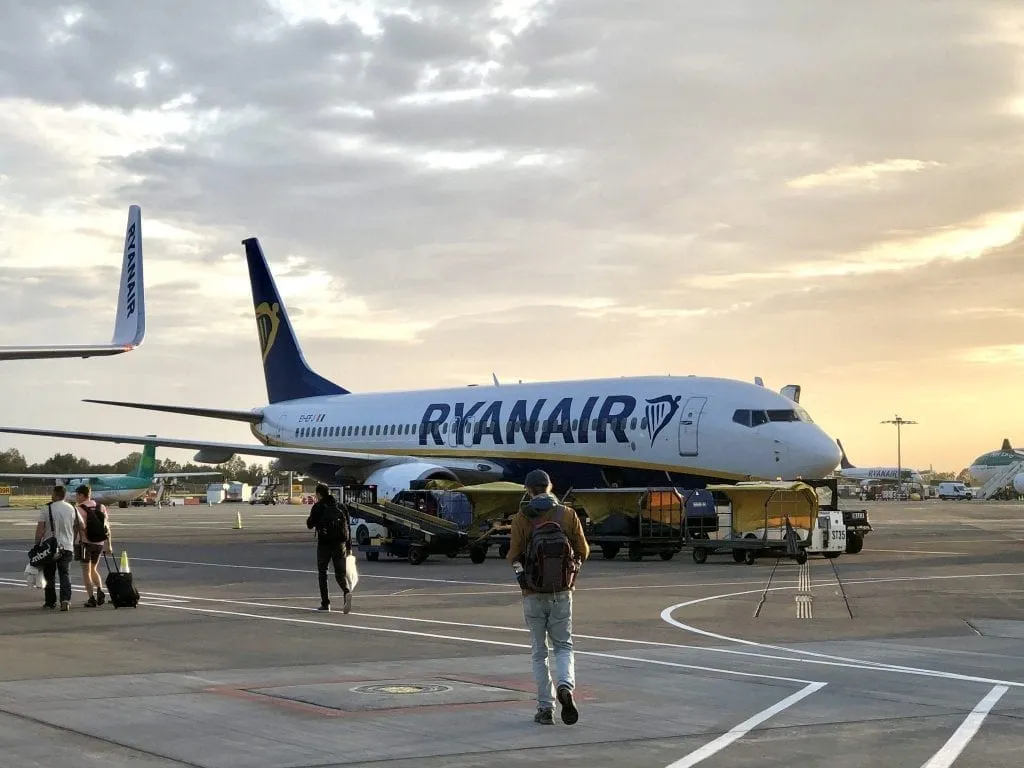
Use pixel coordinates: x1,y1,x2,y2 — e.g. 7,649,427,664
75,484,111,608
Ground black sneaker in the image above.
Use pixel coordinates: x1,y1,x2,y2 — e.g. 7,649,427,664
533,708,554,725
557,685,578,725
84,596,97,608
42,603,55,610
96,590,106,606
318,603,330,612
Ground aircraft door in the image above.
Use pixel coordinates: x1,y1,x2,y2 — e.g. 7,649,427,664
448,417,461,447
678,396,708,457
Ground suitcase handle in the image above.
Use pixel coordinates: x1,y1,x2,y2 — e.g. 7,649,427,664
102,552,121,575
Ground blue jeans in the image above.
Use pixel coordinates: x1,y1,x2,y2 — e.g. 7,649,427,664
523,592,575,710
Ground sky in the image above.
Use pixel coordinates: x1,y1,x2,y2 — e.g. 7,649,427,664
0,0,1022,474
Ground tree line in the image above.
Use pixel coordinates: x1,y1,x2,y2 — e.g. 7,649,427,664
0,448,272,486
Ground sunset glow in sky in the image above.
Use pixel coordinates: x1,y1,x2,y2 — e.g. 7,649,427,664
1,1,1022,473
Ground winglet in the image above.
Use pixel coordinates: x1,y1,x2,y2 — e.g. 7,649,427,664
111,205,145,348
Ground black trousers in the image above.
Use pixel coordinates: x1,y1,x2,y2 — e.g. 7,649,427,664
316,542,349,604
43,551,73,606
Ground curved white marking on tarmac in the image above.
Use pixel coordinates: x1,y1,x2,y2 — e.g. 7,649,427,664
665,682,827,768
146,602,816,684
920,685,1008,768
660,571,1024,687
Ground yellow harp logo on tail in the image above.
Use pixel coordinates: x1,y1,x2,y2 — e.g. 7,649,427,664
255,302,281,362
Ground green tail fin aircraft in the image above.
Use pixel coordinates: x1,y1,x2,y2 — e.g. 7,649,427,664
0,443,222,506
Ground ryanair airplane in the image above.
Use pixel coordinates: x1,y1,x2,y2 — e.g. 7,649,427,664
0,238,842,498
0,205,145,361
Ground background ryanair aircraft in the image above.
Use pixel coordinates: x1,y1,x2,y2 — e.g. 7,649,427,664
0,205,145,361
0,238,842,498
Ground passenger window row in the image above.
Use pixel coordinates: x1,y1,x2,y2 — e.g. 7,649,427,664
295,416,655,440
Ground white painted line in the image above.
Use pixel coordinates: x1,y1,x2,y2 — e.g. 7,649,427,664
664,682,827,767
870,549,968,556
148,601,817,685
920,685,1008,768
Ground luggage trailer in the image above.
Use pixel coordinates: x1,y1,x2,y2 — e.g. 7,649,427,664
687,481,848,565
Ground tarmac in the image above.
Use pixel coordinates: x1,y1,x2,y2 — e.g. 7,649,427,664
1,497,1023,767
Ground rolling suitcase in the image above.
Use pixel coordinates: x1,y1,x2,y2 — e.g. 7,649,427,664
103,553,140,608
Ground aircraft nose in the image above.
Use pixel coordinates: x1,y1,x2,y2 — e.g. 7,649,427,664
791,428,842,478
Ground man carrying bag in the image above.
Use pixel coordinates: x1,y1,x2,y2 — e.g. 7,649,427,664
306,483,353,613
29,486,79,611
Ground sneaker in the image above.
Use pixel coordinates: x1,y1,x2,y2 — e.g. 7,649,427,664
84,596,97,608
557,685,578,725
42,603,55,610
96,590,106,606
533,708,554,725
60,601,70,612
318,603,330,612
342,592,352,614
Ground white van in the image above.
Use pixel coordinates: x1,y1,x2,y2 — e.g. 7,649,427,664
937,482,972,500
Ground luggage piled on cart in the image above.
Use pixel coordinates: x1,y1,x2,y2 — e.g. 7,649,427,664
688,481,844,565
560,486,718,561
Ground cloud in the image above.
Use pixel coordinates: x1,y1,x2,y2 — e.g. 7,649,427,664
0,0,1022,470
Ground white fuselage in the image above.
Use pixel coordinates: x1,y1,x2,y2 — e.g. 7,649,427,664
247,376,842,482
836,467,925,485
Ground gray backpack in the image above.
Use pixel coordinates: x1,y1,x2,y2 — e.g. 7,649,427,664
522,506,579,593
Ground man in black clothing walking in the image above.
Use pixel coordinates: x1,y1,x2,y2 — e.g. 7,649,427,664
306,483,352,613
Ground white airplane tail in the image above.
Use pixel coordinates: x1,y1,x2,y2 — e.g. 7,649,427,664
0,204,146,361
111,205,145,348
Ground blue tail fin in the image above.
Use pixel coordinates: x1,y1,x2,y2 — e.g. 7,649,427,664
242,238,350,403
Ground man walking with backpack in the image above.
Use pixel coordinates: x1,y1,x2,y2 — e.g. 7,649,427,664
506,469,590,726
306,483,352,613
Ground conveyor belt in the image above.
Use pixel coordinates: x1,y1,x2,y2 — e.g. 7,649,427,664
344,499,463,543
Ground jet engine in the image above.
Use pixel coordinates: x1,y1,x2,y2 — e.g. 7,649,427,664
1013,472,1024,496
363,462,460,502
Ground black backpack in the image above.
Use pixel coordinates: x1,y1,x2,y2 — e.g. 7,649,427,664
522,505,579,593
83,504,108,542
317,500,348,546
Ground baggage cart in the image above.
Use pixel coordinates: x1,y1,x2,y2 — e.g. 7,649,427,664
689,481,821,565
562,486,717,561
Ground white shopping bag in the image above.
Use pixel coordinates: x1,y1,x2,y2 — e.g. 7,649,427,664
344,553,359,592
24,563,46,589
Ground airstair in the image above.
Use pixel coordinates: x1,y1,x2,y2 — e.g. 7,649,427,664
976,460,1024,500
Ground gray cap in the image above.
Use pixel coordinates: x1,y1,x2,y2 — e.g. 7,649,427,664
524,469,551,489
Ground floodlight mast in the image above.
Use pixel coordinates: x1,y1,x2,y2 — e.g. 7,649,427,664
881,415,918,497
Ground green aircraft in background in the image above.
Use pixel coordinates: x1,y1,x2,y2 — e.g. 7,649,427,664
0,444,222,506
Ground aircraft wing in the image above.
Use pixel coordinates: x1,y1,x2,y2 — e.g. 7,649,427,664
0,205,145,361
0,427,505,477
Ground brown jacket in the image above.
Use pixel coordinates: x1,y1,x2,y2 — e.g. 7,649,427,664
506,499,590,595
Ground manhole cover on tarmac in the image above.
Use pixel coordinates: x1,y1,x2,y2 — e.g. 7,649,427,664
351,683,452,695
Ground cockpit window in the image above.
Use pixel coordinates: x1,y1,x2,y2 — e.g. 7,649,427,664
734,408,810,427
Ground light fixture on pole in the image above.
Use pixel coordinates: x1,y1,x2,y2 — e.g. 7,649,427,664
881,415,917,498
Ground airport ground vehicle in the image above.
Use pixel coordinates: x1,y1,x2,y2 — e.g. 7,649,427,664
803,477,871,554
558,486,717,561
689,480,843,565
937,481,973,500
336,482,527,565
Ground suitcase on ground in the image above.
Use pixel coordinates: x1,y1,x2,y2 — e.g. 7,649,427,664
103,553,140,608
